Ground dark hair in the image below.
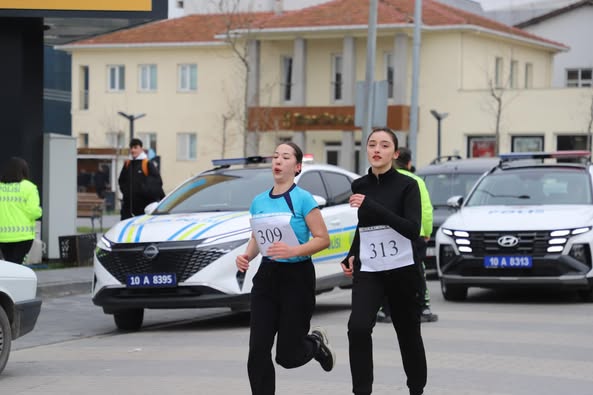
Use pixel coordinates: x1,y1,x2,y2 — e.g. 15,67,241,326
277,141,304,176
1,157,30,183
129,138,143,148
395,147,412,168
368,127,399,150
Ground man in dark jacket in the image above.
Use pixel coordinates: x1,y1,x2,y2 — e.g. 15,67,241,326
118,138,165,220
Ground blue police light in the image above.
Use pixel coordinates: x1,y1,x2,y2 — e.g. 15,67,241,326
212,156,272,166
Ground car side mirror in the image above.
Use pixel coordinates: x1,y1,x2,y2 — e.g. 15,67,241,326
312,195,327,208
144,202,159,215
447,195,464,209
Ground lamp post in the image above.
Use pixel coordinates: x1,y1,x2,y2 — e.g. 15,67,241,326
430,109,448,159
117,111,146,142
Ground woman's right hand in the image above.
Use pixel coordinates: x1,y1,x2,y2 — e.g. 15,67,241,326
236,253,250,272
341,256,354,277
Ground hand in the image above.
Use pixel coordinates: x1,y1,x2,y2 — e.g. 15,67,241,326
267,242,295,260
236,253,250,272
341,256,354,277
349,194,365,208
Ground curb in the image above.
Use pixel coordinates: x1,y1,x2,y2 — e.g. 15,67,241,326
37,281,93,300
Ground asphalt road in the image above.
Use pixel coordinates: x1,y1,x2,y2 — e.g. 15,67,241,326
5,282,593,395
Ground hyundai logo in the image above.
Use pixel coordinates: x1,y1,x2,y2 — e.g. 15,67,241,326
497,235,519,247
143,244,159,259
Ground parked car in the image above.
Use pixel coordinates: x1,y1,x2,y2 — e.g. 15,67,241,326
0,261,42,374
93,157,358,331
416,156,499,276
436,151,593,301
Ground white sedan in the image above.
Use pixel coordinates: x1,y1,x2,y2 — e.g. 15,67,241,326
0,260,42,374
93,157,359,331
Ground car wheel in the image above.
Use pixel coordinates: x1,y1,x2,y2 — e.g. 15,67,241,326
113,309,144,331
0,305,12,374
441,280,467,301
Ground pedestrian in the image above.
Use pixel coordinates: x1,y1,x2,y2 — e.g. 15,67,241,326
236,142,335,395
94,164,110,199
118,138,165,220
377,147,438,323
342,128,427,395
0,157,42,264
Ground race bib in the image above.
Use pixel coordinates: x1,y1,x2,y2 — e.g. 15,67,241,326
359,225,414,272
250,213,300,256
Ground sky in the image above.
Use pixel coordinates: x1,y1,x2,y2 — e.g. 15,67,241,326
475,0,568,11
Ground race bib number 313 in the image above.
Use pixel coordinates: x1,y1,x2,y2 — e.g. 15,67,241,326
250,214,299,256
359,226,414,272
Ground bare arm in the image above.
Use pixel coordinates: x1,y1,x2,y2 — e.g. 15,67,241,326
235,234,260,272
267,208,330,260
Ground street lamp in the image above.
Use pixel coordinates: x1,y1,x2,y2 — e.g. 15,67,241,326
430,109,449,159
117,111,146,142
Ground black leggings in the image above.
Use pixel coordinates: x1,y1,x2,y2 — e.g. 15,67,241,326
247,258,319,395
0,240,33,265
348,264,427,395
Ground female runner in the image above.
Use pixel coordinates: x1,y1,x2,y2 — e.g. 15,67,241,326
236,142,335,395
341,128,427,395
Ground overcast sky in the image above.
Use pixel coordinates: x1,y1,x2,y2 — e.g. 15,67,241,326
474,0,566,10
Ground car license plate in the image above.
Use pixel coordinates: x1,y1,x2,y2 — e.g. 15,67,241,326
426,247,436,257
126,273,177,288
484,256,532,268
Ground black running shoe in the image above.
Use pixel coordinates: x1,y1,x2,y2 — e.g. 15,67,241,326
311,327,335,372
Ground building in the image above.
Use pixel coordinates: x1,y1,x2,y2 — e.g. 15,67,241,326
59,0,591,193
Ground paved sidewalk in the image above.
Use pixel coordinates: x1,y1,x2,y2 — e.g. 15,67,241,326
35,265,93,299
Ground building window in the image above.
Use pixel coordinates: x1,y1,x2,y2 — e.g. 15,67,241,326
177,133,197,160
78,132,89,148
106,131,125,148
385,52,394,99
494,57,503,88
80,65,89,110
525,63,533,88
566,68,592,87
108,65,125,91
281,56,293,102
324,142,361,173
510,60,518,89
512,135,543,152
331,54,343,101
467,136,496,158
178,64,197,91
557,134,588,150
139,64,157,91
137,132,158,153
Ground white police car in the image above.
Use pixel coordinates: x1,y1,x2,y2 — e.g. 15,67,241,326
0,260,42,374
436,151,593,301
93,157,358,330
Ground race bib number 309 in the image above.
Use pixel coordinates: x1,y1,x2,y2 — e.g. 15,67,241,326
359,226,414,272
250,213,299,256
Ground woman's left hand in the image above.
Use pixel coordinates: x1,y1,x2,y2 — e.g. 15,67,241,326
267,242,295,260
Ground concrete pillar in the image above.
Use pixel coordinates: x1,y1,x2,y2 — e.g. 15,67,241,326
340,36,356,171
393,33,409,105
246,39,260,155
292,37,306,105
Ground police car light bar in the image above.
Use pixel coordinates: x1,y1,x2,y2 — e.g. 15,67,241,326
499,150,591,161
211,156,272,166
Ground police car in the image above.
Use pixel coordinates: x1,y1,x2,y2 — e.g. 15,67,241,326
93,156,358,330
436,151,593,301
0,260,42,374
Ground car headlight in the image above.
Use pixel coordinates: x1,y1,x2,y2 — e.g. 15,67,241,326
547,227,592,253
442,228,472,253
97,235,113,251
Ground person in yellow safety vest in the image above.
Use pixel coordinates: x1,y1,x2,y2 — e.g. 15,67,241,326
0,157,42,264
377,147,439,323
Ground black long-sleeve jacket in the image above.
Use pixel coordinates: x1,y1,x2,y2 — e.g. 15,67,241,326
344,167,421,270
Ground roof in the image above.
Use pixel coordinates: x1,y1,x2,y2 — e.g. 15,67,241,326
515,0,593,28
60,0,566,51
62,12,272,47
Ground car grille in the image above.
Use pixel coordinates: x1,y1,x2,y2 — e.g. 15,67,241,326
464,231,551,256
97,244,225,283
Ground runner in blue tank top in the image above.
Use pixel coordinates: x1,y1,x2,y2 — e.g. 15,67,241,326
236,142,335,395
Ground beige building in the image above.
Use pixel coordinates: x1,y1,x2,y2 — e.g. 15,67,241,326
59,0,592,194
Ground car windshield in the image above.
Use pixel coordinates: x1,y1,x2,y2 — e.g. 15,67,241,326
423,173,484,206
465,168,592,206
154,168,272,214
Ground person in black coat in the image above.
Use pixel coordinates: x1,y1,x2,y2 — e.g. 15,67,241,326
118,138,165,220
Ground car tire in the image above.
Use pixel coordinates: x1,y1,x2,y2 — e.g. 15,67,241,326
0,305,12,374
441,280,468,301
113,309,144,331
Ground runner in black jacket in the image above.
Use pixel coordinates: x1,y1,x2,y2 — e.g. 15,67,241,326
341,127,427,395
